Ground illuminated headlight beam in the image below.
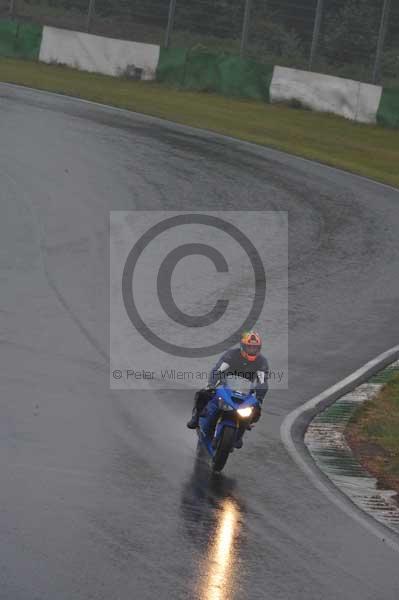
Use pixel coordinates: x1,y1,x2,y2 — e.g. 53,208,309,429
237,406,253,418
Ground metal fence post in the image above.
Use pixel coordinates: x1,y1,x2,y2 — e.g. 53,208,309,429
86,0,96,33
240,0,252,58
9,0,16,18
309,0,324,71
164,0,176,49
372,0,392,84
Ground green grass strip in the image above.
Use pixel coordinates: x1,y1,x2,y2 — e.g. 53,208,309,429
348,372,399,489
0,57,398,188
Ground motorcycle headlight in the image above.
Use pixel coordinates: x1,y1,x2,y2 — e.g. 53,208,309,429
237,406,253,418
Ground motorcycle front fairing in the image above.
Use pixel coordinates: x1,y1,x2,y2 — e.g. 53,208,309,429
198,385,259,457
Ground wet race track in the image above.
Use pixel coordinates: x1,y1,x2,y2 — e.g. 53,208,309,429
1,84,399,600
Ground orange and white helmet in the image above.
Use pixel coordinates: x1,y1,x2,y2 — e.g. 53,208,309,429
240,331,262,362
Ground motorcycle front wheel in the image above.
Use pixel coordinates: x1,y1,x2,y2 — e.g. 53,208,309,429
212,426,236,472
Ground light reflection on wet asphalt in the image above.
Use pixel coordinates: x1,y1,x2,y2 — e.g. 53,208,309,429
180,449,245,600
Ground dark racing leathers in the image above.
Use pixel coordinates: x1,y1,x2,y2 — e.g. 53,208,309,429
188,348,269,431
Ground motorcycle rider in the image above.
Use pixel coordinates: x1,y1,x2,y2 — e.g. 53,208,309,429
186,331,269,447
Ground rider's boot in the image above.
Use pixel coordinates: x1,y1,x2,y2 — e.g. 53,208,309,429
186,408,199,429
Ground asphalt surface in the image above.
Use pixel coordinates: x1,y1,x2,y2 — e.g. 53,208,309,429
1,84,399,600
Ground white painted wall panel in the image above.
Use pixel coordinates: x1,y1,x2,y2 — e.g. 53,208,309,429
357,82,383,124
270,66,382,124
39,26,160,81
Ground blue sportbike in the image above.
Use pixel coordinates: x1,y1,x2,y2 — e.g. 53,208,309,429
197,375,260,472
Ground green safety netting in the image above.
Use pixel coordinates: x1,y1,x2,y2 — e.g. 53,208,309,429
377,86,399,128
0,19,43,60
157,47,274,102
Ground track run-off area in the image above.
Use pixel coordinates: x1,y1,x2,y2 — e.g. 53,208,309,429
1,83,399,600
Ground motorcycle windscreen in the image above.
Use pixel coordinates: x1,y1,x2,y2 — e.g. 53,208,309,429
222,374,253,395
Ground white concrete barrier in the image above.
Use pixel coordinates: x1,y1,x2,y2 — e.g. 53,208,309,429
39,26,160,81
270,66,382,124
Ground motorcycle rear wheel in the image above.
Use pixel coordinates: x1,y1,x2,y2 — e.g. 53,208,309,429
212,426,236,472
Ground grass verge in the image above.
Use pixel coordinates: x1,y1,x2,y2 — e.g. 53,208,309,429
0,57,399,188
346,373,399,501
